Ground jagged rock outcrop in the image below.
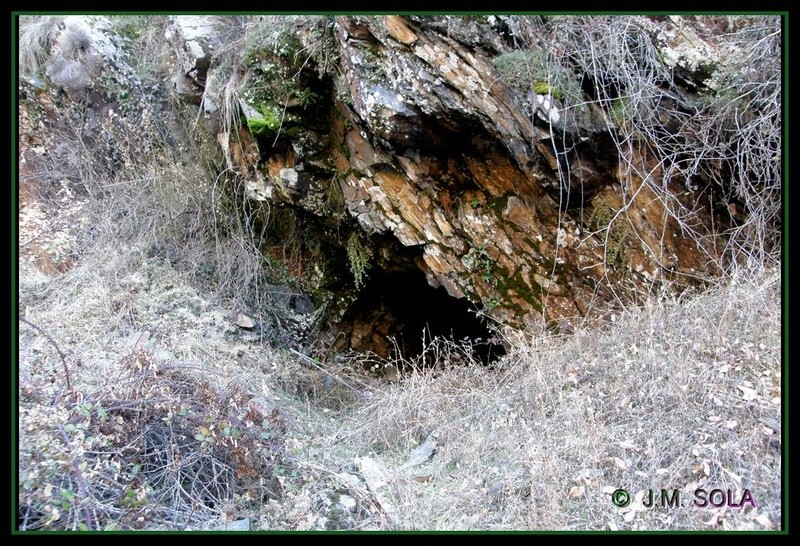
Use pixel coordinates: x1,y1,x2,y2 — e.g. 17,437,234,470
164,16,221,106
167,14,757,357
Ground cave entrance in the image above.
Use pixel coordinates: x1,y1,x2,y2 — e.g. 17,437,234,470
342,267,505,365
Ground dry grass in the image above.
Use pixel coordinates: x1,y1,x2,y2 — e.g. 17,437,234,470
17,15,286,333
333,266,781,530
17,240,382,530
18,15,781,532
18,352,288,530
18,16,63,77
16,15,315,529
19,249,281,527
19,242,781,531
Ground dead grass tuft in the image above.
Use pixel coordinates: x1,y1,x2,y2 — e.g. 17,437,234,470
18,16,63,77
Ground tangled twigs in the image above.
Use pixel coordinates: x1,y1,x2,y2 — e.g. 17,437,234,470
20,316,72,392
57,425,96,530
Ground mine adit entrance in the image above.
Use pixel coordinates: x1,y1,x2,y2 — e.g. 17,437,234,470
339,266,505,365
254,206,503,366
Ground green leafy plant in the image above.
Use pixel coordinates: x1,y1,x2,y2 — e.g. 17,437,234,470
346,232,370,289
246,103,283,137
485,296,501,313
464,245,498,289
295,87,318,108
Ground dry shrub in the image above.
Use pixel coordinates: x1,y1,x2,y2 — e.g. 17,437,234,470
498,15,781,271
18,14,283,331
19,350,287,531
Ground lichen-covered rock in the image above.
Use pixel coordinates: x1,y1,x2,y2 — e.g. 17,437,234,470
165,16,221,104
20,15,178,202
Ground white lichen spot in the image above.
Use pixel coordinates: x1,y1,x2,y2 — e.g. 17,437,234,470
535,94,561,125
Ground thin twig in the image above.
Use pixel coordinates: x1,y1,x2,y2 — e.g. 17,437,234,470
288,348,372,392
20,316,72,392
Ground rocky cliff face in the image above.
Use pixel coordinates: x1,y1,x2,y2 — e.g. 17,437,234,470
20,15,779,360
170,14,786,358
179,15,755,357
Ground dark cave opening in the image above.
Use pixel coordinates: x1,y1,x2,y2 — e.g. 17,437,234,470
342,266,505,366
